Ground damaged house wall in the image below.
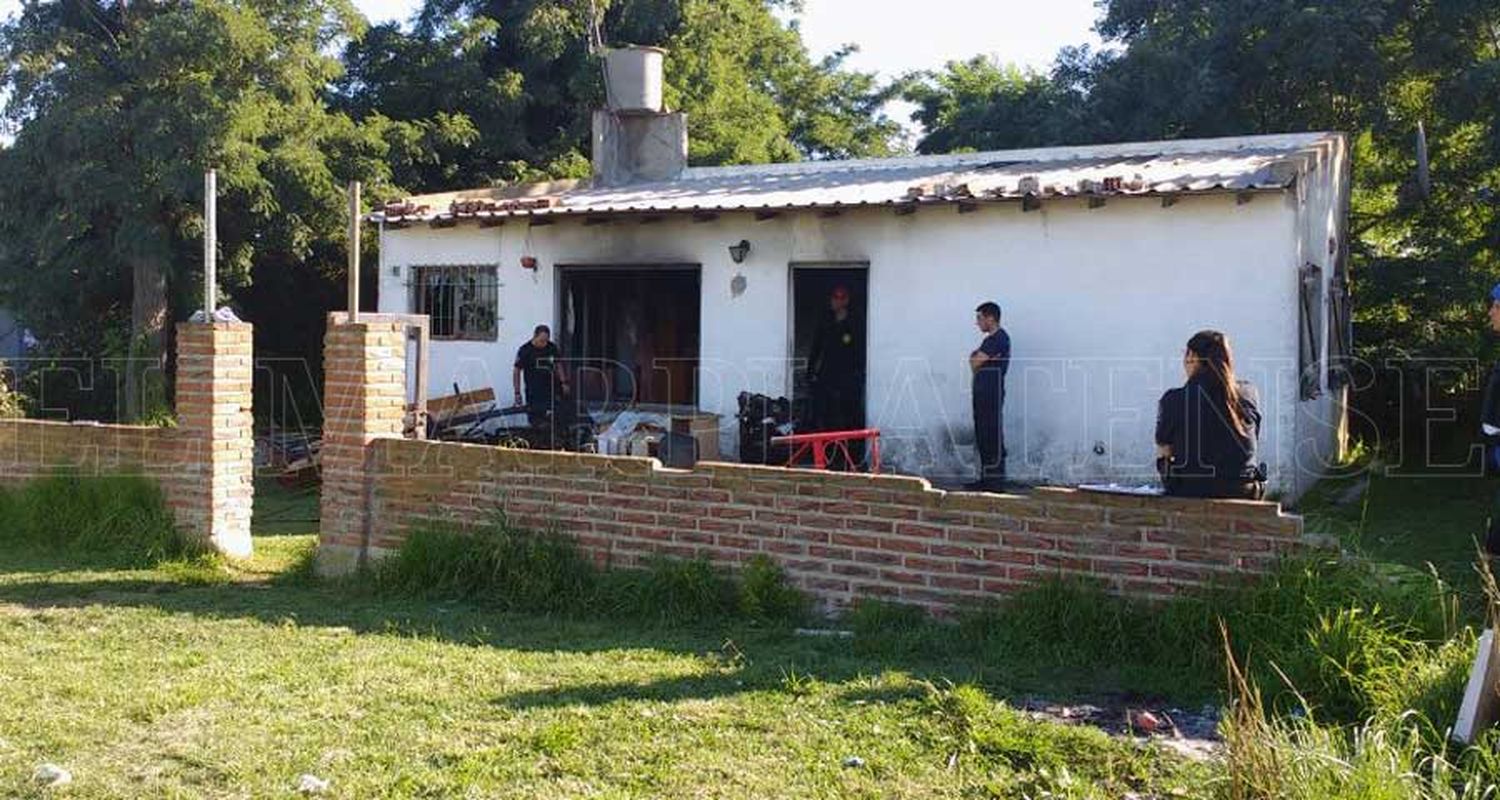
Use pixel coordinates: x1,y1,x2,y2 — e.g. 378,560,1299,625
1290,134,1353,500
377,187,1322,493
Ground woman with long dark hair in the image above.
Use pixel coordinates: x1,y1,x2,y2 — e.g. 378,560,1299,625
1155,330,1266,499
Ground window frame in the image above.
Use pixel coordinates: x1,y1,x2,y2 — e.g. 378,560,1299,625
1326,268,1353,390
1298,262,1325,400
409,264,500,342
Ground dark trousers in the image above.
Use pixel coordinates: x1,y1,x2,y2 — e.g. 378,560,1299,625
973,391,1005,483
812,378,861,432
1486,446,1500,555
1487,485,1500,555
811,378,864,469
1164,476,1264,501
525,388,553,423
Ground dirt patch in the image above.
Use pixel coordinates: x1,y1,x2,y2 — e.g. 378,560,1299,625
1016,696,1223,761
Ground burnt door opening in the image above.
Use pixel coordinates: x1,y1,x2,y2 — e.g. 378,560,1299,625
560,266,700,406
791,265,868,432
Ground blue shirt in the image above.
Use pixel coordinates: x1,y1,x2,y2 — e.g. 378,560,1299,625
974,328,1010,399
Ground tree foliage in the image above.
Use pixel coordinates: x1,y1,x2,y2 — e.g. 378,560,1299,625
2,0,1493,441
904,57,1088,154
336,0,902,193
0,0,408,418
0,0,899,421
905,0,1500,439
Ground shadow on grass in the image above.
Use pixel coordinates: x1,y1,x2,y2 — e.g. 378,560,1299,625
2,468,1484,724
491,670,933,711
495,671,761,710
0,555,1017,711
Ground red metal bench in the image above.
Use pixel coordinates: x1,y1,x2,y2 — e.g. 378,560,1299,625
770,428,882,473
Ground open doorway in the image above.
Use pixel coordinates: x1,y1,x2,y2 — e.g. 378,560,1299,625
790,263,869,433
559,265,701,406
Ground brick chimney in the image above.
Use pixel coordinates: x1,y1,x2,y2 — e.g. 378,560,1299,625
591,46,687,187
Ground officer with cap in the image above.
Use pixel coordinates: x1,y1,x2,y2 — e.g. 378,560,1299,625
1482,284,1500,552
807,285,864,434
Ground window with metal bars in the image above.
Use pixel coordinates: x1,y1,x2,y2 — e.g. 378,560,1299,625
410,265,499,341
1298,262,1324,400
1326,269,1353,390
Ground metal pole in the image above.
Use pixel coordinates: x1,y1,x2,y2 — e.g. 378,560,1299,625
204,168,217,318
348,180,361,324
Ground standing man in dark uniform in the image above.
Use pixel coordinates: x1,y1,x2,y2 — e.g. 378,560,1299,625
513,324,570,422
1481,285,1500,553
969,301,1011,491
807,285,864,433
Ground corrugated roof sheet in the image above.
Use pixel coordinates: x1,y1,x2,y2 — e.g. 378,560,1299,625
374,131,1342,225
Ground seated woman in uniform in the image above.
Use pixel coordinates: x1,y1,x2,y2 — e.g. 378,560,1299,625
1155,330,1266,500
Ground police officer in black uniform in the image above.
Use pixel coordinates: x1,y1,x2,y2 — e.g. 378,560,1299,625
1154,330,1265,499
807,285,864,433
968,301,1010,491
513,324,570,423
1481,285,1500,553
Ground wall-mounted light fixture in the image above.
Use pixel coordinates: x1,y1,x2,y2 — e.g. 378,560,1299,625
520,256,538,271
728,239,751,264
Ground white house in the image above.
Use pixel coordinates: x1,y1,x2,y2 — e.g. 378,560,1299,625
371,48,1351,499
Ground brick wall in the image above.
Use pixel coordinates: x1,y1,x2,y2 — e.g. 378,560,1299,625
317,320,408,575
350,439,1318,615
314,317,1322,613
0,420,188,491
175,322,255,556
0,322,255,556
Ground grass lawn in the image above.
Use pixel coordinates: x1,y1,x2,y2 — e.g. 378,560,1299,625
3,466,1491,798
1296,464,1492,602
0,482,1213,798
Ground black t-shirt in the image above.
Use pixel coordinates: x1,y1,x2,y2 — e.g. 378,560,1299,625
1155,377,1261,487
515,341,562,403
809,313,864,384
973,329,1011,399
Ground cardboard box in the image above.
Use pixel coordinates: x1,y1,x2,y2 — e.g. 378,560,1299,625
670,411,721,463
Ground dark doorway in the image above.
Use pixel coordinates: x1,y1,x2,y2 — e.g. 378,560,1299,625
791,264,869,433
560,266,701,406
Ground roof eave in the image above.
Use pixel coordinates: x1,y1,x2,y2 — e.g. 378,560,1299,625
373,185,1294,227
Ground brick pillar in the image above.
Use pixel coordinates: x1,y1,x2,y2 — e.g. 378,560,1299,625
175,322,255,558
317,320,407,575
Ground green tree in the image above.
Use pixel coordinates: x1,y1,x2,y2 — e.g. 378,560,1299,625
906,0,1500,446
904,56,1087,154
336,0,902,193
0,0,398,419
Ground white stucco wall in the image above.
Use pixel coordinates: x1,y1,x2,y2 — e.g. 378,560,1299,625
1290,134,1353,498
379,185,1342,495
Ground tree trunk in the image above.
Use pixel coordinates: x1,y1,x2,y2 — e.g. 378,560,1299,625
124,253,168,422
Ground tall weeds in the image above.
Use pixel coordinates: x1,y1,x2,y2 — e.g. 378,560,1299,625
371,516,809,625
1221,622,1500,800
851,556,1465,715
0,473,207,565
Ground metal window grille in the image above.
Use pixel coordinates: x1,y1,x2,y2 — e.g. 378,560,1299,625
409,265,499,341
1326,270,1353,389
1298,262,1324,400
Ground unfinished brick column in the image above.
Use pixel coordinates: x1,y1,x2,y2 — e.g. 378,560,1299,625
317,320,407,575
175,322,255,557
